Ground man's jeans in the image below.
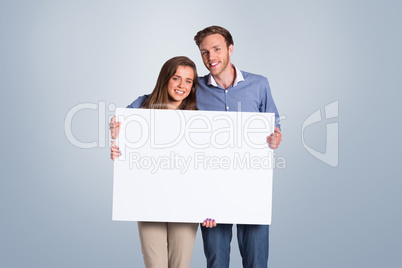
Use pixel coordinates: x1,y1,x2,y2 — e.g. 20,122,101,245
201,223,269,268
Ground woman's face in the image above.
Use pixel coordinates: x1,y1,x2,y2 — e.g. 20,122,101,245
167,65,194,108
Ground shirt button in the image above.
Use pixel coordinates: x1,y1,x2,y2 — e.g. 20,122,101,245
225,90,228,93
226,106,229,110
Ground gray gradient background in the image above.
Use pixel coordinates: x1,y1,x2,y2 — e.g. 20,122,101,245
1,0,401,267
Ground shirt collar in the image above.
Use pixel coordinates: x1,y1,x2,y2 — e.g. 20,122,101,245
207,64,245,88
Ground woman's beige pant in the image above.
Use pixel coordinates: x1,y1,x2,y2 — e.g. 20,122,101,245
137,222,198,268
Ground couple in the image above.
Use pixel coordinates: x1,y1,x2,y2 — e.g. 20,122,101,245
110,26,282,268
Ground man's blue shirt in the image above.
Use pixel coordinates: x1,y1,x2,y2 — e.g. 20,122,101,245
196,70,280,128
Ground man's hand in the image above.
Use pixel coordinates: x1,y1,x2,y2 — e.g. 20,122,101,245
267,127,282,149
110,141,121,161
109,116,121,140
202,218,217,228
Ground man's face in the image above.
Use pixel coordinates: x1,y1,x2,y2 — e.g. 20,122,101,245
199,34,233,77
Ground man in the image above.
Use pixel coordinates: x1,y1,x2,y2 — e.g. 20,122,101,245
110,25,282,268
194,26,281,268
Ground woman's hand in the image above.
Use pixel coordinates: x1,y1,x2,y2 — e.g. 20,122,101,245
110,141,121,161
202,218,217,228
109,116,121,140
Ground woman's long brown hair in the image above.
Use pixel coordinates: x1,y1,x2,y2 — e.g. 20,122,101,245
141,56,198,110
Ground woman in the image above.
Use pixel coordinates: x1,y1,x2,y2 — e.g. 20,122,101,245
109,56,216,268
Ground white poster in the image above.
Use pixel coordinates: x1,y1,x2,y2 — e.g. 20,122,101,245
113,108,275,224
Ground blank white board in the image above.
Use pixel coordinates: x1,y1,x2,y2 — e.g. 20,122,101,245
113,108,275,224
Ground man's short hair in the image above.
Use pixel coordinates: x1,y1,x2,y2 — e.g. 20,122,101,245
194,25,234,48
